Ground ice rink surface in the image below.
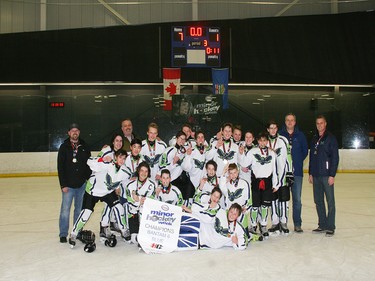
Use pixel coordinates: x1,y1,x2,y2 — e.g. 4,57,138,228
0,174,374,281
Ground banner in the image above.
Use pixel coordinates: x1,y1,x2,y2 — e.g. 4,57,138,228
212,68,229,109
172,94,222,124
138,198,182,254
163,68,181,111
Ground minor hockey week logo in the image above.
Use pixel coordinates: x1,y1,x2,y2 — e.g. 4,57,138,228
145,206,177,226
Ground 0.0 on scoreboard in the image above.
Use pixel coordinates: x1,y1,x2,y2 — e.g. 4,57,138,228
172,26,221,67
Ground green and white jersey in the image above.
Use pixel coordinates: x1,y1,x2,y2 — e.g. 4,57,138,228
222,177,252,212
141,139,167,182
85,157,128,197
192,202,248,250
238,144,256,185
158,146,186,181
182,144,210,188
156,184,183,206
206,139,239,177
240,146,279,189
268,134,293,186
126,178,156,216
193,175,226,207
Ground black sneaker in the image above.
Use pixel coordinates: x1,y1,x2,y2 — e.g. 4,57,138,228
312,227,326,234
60,237,67,243
325,230,335,237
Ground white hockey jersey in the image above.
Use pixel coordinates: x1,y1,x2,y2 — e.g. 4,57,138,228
206,139,239,176
155,184,183,206
126,178,156,216
158,146,186,181
192,202,248,250
239,146,279,189
181,144,210,187
141,139,167,182
267,135,293,186
85,157,128,197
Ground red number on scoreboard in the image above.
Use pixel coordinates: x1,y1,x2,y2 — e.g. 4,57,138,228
189,27,202,37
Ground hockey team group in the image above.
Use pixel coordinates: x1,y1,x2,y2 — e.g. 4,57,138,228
58,113,339,252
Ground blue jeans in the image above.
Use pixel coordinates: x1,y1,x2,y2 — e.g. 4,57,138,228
59,183,86,237
312,176,336,231
291,176,303,227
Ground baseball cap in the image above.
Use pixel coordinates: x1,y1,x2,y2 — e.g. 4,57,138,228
69,123,80,130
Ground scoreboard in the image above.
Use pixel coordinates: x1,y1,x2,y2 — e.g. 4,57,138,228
171,26,221,67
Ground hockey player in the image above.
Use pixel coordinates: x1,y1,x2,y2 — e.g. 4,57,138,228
221,163,252,229
206,123,239,177
126,161,156,240
159,131,194,206
238,131,256,185
155,169,183,206
267,120,293,235
190,188,248,250
123,138,144,187
182,131,210,189
96,134,125,237
68,149,130,247
140,122,167,183
193,160,226,208
159,131,187,181
239,132,279,238
232,125,243,146
168,123,196,147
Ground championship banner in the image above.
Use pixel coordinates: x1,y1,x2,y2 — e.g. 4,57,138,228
163,68,181,111
212,68,229,109
138,198,182,254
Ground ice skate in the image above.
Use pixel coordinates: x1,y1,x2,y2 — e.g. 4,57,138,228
268,224,280,236
248,225,258,235
99,226,112,242
121,228,131,243
68,234,76,248
280,223,289,235
260,225,269,239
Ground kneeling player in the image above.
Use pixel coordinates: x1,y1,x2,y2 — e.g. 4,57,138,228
155,169,183,206
69,150,130,247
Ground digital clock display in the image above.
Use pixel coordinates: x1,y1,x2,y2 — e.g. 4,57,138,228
172,26,221,67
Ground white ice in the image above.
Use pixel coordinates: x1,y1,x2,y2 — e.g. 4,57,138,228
0,174,374,281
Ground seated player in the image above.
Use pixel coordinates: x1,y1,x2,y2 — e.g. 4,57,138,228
69,149,130,247
155,169,183,206
126,161,156,242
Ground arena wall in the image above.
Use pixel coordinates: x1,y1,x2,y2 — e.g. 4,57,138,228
0,150,373,177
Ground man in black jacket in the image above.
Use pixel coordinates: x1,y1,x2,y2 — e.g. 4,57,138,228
58,123,91,243
309,115,339,237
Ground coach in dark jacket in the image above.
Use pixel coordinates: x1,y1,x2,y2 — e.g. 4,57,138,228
279,113,308,233
308,115,339,237
57,123,91,243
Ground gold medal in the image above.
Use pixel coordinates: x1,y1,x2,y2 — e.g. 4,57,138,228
72,158,77,163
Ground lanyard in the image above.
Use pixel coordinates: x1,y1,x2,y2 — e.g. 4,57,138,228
228,220,237,237
260,147,269,156
268,138,277,150
131,156,140,173
71,142,80,163
230,177,239,188
314,133,325,153
222,140,231,154
207,175,218,187
147,140,156,157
